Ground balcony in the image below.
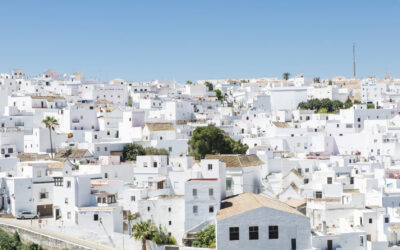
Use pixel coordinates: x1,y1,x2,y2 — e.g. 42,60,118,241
72,119,80,123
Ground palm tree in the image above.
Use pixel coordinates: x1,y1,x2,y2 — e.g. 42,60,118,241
132,221,156,250
42,116,59,159
283,72,291,81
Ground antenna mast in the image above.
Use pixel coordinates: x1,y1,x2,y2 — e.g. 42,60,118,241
353,43,356,78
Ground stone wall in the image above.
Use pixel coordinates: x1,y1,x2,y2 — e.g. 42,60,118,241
0,223,91,250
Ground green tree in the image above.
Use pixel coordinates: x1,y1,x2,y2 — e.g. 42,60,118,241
188,126,248,159
344,98,353,109
122,144,146,161
214,89,224,102
127,96,133,107
328,80,333,85
42,116,59,159
186,80,193,85
297,101,309,110
313,77,320,83
332,100,344,111
192,224,216,248
152,225,176,245
283,72,291,80
144,147,169,156
308,99,322,110
317,107,328,113
367,103,375,109
320,98,333,112
204,81,213,91
132,221,157,250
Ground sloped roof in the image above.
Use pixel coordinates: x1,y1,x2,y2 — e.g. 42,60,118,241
205,154,264,168
283,169,302,179
31,96,65,102
272,122,292,128
55,149,89,159
217,192,305,221
48,161,65,169
285,198,306,208
145,123,175,132
18,153,49,162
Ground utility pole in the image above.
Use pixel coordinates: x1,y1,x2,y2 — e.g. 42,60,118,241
353,43,356,78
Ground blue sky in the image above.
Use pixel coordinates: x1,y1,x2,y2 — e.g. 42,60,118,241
0,0,399,81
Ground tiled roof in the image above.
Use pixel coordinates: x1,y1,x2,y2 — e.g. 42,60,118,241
48,161,65,169
285,198,306,208
217,192,305,221
55,149,89,159
145,123,175,131
31,96,65,101
205,154,264,168
272,122,292,128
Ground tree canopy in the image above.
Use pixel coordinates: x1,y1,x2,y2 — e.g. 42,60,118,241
122,144,169,161
283,72,291,80
213,89,224,102
192,224,216,248
131,221,176,250
297,98,357,113
204,81,213,91
188,126,248,159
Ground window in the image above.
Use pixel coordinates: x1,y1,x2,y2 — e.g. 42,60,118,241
169,221,172,226
193,205,198,214
229,227,239,241
367,235,371,241
54,177,63,186
208,164,213,170
269,226,279,239
327,177,332,184
105,173,108,178
360,236,364,246
67,181,71,188
304,178,309,184
226,179,232,191
209,188,214,196
67,212,71,219
192,189,197,197
369,218,372,224
249,226,258,240
209,205,214,213
147,206,150,212
131,196,135,202
350,177,354,185
385,217,389,223
168,207,171,212
65,198,68,204
104,147,108,152
40,192,48,199
8,148,13,153
315,191,322,199
37,170,41,177
94,214,99,221
153,162,157,168
305,168,309,173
